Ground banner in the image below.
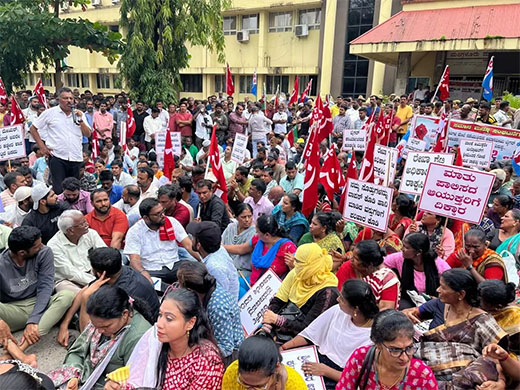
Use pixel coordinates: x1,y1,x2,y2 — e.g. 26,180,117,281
400,152,454,195
343,179,393,233
418,163,494,224
459,139,493,169
155,131,182,167
281,346,326,390
374,145,398,186
342,129,366,151
231,133,248,164
447,119,520,161
409,115,441,149
239,269,282,335
0,124,26,161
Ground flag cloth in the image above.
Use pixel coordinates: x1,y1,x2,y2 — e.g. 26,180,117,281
299,79,313,103
287,125,298,147
0,78,7,105
339,151,359,215
438,66,450,101
374,112,392,146
396,128,411,160
207,124,228,203
310,95,333,144
302,128,320,217
482,56,494,101
126,101,136,139
226,63,235,97
454,147,463,167
251,70,257,97
288,76,299,107
91,123,100,160
433,114,450,153
163,130,175,180
512,146,520,177
10,96,25,125
33,79,49,109
358,122,377,183
319,146,345,201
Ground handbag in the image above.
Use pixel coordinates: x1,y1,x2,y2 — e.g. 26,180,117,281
273,302,303,343
353,345,376,390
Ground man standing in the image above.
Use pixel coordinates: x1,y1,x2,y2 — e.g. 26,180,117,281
30,87,92,194
494,101,513,128
136,166,158,199
211,103,228,144
158,184,190,227
396,95,413,140
132,100,149,145
228,104,248,139
0,172,27,208
272,102,288,135
244,179,274,223
193,104,214,149
93,100,113,146
196,179,230,233
174,102,193,144
332,104,351,141
354,107,368,129
22,96,41,155
57,177,93,215
248,105,273,158
99,170,123,204
143,107,163,151
476,102,498,125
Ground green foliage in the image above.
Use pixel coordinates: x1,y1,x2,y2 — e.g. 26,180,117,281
0,0,123,92
502,92,520,109
119,0,230,103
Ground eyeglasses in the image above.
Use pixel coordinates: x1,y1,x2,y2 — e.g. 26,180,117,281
149,210,165,218
236,374,272,389
382,343,416,358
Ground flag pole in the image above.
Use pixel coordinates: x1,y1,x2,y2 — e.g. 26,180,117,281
431,65,449,103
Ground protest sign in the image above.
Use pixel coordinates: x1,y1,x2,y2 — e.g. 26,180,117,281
418,163,494,224
342,129,366,151
400,152,454,195
0,124,25,161
343,179,393,233
459,139,493,169
281,346,326,390
374,145,398,186
231,133,248,164
410,115,441,150
156,131,182,167
239,269,282,336
403,137,427,157
447,119,520,161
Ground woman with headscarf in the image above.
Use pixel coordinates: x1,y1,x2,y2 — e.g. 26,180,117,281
261,243,339,341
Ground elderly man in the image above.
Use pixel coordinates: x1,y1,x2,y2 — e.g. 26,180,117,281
0,186,32,227
47,209,106,293
113,184,142,227
57,177,93,215
267,185,285,207
487,169,512,205
0,172,27,208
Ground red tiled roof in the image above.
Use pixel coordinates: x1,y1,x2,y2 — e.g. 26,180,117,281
351,4,520,45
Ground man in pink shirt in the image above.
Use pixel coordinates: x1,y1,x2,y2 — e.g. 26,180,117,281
93,101,114,143
174,102,193,143
243,179,274,223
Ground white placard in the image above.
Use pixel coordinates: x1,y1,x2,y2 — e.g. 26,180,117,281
403,137,427,157
342,129,366,151
281,346,326,390
400,152,454,196
374,145,398,186
418,163,495,224
155,131,182,167
0,124,26,161
231,133,248,164
459,138,494,169
342,179,393,233
239,269,282,336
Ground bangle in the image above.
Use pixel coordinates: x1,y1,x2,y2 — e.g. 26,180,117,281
499,354,510,362
466,265,473,271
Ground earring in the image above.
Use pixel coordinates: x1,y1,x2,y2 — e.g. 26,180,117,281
187,330,190,338
353,311,357,318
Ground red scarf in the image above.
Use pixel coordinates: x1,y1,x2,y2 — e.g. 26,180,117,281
159,217,176,241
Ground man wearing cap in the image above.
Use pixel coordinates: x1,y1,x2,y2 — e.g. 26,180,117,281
0,172,27,208
22,184,69,244
488,169,512,205
196,139,211,166
187,221,239,300
476,102,497,125
196,179,230,233
0,186,33,227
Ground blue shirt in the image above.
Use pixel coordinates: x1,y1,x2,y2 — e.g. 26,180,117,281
203,247,239,300
109,185,123,204
279,173,304,201
188,191,200,217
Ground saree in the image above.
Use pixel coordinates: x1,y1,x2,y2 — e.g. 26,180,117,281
221,221,256,272
474,248,508,282
354,227,403,254
493,305,520,357
272,206,309,242
298,232,345,255
415,312,507,390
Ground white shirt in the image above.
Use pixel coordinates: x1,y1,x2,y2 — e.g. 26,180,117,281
140,183,159,200
143,116,164,142
273,111,288,134
114,171,135,187
195,113,213,140
33,105,90,162
0,204,29,227
494,110,512,128
113,197,142,227
146,108,169,131
23,107,39,141
124,216,188,271
346,108,360,126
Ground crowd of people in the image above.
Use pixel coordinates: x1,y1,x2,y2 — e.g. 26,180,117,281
0,85,519,390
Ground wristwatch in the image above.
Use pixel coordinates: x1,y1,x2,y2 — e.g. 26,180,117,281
466,265,473,271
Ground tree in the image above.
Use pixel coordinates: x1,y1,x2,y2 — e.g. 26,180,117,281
0,0,123,93
119,0,230,103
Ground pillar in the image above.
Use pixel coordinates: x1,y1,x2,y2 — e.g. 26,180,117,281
395,52,412,96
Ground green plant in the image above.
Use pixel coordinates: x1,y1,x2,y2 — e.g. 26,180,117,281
502,92,520,109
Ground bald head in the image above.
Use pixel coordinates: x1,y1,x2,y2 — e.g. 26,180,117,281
268,186,284,206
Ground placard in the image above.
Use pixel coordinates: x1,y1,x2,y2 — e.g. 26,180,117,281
231,133,248,164
410,115,441,150
0,124,26,161
281,346,326,390
239,269,282,336
342,129,366,151
418,163,495,224
374,145,398,186
343,179,393,233
155,131,182,167
400,152,454,195
459,138,493,169
403,137,427,157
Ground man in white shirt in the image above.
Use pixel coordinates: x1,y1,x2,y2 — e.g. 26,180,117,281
113,184,142,227
273,102,288,135
146,100,169,131
136,166,159,199
494,101,513,129
248,105,273,157
23,96,41,150
143,107,163,151
111,160,134,187
193,105,213,149
30,87,92,194
0,186,33,227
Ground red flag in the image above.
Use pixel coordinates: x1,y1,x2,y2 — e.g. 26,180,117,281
33,79,49,109
207,124,228,203
433,114,450,153
319,146,345,201
163,130,175,180
126,100,136,139
339,151,358,215
10,96,25,125
374,111,392,145
454,147,463,167
302,131,320,217
288,76,299,107
0,78,7,105
91,123,100,160
358,124,377,183
437,66,450,101
299,79,312,103
310,95,333,144
226,63,235,97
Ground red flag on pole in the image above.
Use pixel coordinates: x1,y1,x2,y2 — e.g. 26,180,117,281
10,96,25,125
454,146,463,167
437,65,450,101
374,112,393,146
33,79,49,109
302,130,320,217
319,146,345,201
433,113,450,153
208,124,228,203
0,78,7,105
126,100,136,139
339,151,359,215
288,76,299,107
310,95,333,144
226,63,234,97
91,123,100,160
299,79,313,103
163,130,175,180
358,124,377,183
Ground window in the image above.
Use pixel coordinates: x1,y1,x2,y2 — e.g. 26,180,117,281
298,9,321,30
81,74,90,88
26,74,35,86
241,14,259,34
180,74,202,92
298,75,318,96
96,74,111,89
406,77,430,94
266,75,289,95
269,12,292,32
41,75,53,87
239,75,254,94
109,25,119,33
66,73,80,88
215,75,226,93
223,16,237,35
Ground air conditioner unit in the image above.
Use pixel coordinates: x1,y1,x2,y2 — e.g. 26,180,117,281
295,24,309,37
237,30,250,43
111,0,120,3
91,0,102,6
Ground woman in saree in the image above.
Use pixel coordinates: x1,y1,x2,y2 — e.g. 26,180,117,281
407,212,455,259
354,226,403,254
271,194,309,243
388,194,414,239
48,285,153,390
297,211,344,256
489,209,520,250
403,269,507,390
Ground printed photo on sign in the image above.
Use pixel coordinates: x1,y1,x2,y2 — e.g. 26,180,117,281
410,115,441,150
459,138,493,169
342,129,366,151
281,346,325,390
418,163,495,224
400,152,454,196
374,145,398,186
0,124,26,161
231,133,249,164
343,179,393,233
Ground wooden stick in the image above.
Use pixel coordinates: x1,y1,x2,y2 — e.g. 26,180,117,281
440,217,449,243
461,223,466,249
238,270,251,290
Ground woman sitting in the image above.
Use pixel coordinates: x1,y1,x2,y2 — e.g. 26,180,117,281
281,279,378,390
336,310,437,390
388,194,414,239
222,334,307,389
108,288,224,390
336,240,401,309
488,194,514,228
48,286,152,390
354,226,403,254
272,194,309,243
403,269,507,390
446,228,507,283
297,212,344,255
489,209,520,250
384,233,450,308
262,243,339,340
407,212,455,259
224,215,296,286
177,261,244,365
